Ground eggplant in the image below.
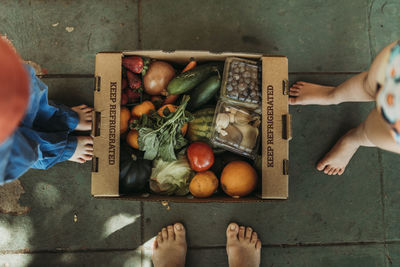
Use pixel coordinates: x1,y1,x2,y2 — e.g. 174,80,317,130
119,146,152,194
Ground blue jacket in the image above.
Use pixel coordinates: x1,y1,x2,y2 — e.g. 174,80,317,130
0,65,79,184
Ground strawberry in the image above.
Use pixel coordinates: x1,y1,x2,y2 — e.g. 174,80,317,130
126,71,141,89
122,56,149,74
126,88,141,103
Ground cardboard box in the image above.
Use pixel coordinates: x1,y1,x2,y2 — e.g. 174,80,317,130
91,51,290,202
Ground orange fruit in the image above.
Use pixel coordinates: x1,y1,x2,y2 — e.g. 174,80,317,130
189,171,218,198
131,101,155,118
126,129,139,149
220,161,257,198
120,107,131,134
157,104,177,116
157,104,188,136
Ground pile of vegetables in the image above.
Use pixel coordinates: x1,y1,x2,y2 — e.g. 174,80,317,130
119,55,258,198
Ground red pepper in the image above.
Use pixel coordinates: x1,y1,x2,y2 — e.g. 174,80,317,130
187,142,214,172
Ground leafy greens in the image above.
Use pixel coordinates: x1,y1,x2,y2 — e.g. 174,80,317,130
132,95,194,161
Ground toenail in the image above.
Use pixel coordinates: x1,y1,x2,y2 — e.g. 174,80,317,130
175,224,182,231
230,224,236,230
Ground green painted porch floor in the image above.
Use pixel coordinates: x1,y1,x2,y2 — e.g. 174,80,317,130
1,0,400,266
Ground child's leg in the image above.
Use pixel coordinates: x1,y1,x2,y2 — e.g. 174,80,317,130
289,41,399,105
316,107,400,175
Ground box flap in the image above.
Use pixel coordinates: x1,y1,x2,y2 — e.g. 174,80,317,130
122,50,264,64
261,56,289,199
91,53,122,197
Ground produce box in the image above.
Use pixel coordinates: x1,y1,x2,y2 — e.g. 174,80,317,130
91,51,290,202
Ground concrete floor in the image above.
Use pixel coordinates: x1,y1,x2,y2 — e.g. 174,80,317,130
0,0,400,266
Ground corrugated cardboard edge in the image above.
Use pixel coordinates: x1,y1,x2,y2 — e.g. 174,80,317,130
261,56,289,199
91,53,122,197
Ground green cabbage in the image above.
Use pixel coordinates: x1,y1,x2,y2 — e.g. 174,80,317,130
149,152,194,195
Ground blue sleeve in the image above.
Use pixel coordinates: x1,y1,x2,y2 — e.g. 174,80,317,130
0,130,39,185
22,65,79,132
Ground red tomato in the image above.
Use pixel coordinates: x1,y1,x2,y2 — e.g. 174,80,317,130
187,142,214,172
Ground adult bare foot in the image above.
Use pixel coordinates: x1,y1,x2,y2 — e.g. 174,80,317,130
289,81,336,105
71,105,93,131
226,223,261,267
316,128,363,175
69,136,93,163
152,223,187,267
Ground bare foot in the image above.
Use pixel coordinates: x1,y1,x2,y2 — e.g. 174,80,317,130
71,105,93,131
226,223,261,267
152,223,187,267
69,136,93,163
289,81,336,105
316,129,363,175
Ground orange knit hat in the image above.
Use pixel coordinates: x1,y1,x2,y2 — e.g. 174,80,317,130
0,37,29,144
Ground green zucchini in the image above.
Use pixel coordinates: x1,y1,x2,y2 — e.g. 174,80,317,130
167,63,223,95
187,75,221,111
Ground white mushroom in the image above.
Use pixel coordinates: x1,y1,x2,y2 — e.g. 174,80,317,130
234,123,259,149
216,113,230,129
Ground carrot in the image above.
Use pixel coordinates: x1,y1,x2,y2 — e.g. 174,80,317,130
163,94,179,105
182,59,197,73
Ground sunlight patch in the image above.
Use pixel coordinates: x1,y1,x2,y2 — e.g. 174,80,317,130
34,182,60,208
102,213,140,238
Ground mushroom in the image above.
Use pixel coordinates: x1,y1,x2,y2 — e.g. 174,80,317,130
221,124,242,145
234,123,259,149
216,113,230,129
234,110,252,125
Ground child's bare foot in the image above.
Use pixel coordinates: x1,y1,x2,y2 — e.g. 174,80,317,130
72,105,93,131
152,223,187,267
69,136,93,163
226,223,261,267
289,81,336,105
316,129,363,175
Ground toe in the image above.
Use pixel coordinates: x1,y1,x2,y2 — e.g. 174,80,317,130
316,160,328,171
332,168,339,175
84,137,94,145
167,225,175,241
85,144,94,151
238,226,245,240
328,168,335,175
85,150,94,156
296,81,306,86
70,157,86,163
174,223,186,243
76,158,86,163
162,227,168,240
289,91,300,96
251,232,258,244
291,84,302,89
245,227,253,241
153,239,158,249
226,223,239,240
81,154,93,161
338,168,345,175
324,166,332,174
157,232,163,243
256,240,262,250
